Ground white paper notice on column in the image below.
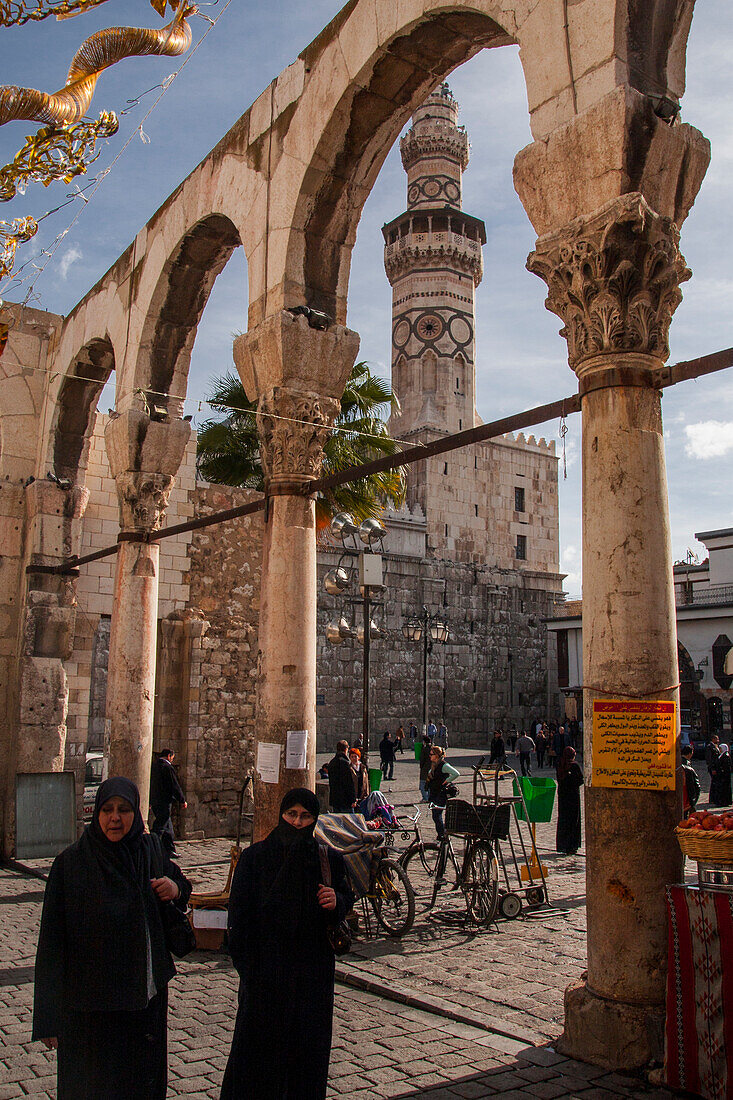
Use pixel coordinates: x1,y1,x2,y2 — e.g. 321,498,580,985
286,730,308,770
256,741,281,784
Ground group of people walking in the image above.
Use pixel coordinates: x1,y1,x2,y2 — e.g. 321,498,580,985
488,719,580,776
34,777,353,1100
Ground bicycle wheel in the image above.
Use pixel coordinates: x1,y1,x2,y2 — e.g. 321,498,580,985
402,842,440,898
371,857,415,936
462,842,499,925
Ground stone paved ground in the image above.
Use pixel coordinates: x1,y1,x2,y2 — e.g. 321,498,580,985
0,748,708,1098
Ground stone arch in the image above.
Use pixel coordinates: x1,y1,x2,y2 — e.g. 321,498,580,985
292,8,512,323
136,213,243,403
51,337,115,484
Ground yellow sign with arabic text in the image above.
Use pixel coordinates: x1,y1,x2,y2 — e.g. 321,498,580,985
592,700,676,791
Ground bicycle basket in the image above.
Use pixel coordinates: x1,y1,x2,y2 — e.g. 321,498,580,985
444,799,511,840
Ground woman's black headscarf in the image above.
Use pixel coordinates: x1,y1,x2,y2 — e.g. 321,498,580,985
263,788,322,936
89,776,147,882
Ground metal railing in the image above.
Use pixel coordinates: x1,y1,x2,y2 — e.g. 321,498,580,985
676,584,733,608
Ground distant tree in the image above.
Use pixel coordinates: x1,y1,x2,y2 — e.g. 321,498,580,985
196,361,405,525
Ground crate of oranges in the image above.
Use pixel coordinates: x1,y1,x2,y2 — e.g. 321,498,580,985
675,810,733,863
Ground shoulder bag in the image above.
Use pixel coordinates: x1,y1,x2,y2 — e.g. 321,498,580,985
318,844,352,956
150,835,197,959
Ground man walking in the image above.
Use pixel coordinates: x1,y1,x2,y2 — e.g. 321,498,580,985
328,740,356,811
150,748,187,857
379,731,396,781
435,721,448,751
516,730,535,777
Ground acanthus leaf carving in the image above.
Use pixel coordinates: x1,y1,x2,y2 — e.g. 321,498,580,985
256,387,339,484
115,471,175,532
527,194,690,372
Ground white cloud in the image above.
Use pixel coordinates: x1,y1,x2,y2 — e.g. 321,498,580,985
684,421,733,459
58,247,82,280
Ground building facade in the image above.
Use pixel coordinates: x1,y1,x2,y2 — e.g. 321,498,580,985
547,529,733,740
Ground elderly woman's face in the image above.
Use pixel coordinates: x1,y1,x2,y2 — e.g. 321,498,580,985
98,796,135,842
282,803,316,829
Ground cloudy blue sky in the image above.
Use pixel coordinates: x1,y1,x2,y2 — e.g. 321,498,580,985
1,0,731,596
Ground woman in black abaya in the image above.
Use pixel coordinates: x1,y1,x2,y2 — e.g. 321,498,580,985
221,787,354,1100
555,746,584,855
33,777,191,1100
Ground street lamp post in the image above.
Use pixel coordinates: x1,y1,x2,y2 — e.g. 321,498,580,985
402,606,450,737
324,514,386,761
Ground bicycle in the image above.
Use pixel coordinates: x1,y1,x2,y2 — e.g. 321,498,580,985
361,843,415,937
427,800,509,925
399,804,460,899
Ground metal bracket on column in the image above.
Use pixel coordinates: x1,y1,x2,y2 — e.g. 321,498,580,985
578,366,661,398
26,562,80,576
117,530,153,544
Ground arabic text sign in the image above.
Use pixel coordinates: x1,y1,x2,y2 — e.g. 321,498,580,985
592,700,676,791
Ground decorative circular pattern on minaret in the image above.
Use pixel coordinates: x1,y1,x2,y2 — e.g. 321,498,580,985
448,315,473,347
406,175,462,208
393,318,411,348
444,180,460,204
415,312,445,342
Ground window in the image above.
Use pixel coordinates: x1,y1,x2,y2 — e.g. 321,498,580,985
443,462,448,474
515,534,527,560
474,504,478,517
514,486,525,512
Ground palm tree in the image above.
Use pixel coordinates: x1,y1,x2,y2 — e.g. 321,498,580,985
196,361,405,525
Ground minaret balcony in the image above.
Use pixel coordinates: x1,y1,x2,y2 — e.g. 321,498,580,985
384,233,483,284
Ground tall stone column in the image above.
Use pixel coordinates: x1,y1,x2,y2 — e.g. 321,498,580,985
516,91,710,1070
234,311,359,841
104,409,190,820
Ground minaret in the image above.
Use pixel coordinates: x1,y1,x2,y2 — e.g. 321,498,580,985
383,83,485,441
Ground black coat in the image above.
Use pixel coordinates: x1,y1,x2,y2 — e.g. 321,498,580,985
426,762,452,807
556,762,584,854
328,753,356,812
221,829,353,1100
150,756,185,810
379,737,396,764
710,753,732,807
33,830,191,1099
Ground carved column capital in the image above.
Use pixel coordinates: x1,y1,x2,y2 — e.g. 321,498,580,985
256,386,340,489
527,194,690,375
114,471,175,533
104,408,190,534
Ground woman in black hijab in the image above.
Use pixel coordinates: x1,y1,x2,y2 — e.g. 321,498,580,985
221,787,354,1100
555,747,584,855
33,776,191,1099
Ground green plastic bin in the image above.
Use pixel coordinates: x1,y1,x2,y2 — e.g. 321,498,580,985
368,768,382,793
414,743,422,762
513,776,557,823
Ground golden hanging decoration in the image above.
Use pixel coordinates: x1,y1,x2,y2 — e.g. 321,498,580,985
1,0,180,27
0,0,108,25
0,4,195,127
0,111,119,202
0,214,38,279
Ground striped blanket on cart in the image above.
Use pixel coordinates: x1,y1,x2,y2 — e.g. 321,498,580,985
314,813,384,898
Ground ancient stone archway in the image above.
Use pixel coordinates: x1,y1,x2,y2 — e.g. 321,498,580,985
0,0,716,1071
134,214,243,404
51,338,115,484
